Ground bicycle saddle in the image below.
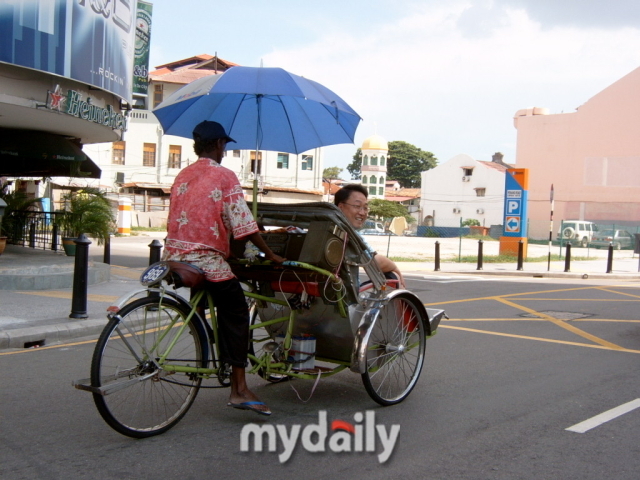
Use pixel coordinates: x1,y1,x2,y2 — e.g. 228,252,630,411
140,261,206,289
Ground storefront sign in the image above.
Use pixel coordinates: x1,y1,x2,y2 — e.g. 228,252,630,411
47,86,127,131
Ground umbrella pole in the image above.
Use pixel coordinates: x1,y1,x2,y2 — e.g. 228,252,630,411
252,95,263,218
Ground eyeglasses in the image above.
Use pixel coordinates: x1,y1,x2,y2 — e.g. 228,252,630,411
341,202,369,213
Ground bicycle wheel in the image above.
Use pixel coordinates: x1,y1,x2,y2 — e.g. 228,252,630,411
362,292,427,406
248,305,288,383
91,296,208,438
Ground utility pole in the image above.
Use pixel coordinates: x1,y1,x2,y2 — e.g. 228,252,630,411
548,184,554,271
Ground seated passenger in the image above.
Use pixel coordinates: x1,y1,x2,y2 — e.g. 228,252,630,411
334,184,406,288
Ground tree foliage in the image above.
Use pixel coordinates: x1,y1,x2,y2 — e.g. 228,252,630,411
368,199,413,223
346,149,362,180
462,218,480,227
322,166,343,180
387,141,437,188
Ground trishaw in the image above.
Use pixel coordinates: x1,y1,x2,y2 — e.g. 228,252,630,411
74,202,444,438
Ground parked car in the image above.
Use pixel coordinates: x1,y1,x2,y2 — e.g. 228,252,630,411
557,220,598,247
363,220,385,233
590,229,634,250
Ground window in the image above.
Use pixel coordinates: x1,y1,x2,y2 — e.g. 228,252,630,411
369,175,376,184
463,168,473,176
362,176,367,184
301,154,313,170
143,143,156,167
168,145,182,169
369,186,377,195
378,187,383,195
363,155,368,165
233,150,241,157
371,155,378,166
153,84,163,108
250,151,262,174
475,188,486,197
379,176,385,184
277,153,289,169
112,141,125,165
380,156,386,166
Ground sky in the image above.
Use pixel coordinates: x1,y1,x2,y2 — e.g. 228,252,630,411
147,0,640,176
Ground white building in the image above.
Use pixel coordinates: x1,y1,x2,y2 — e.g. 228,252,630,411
420,153,511,227
83,54,325,204
360,134,388,199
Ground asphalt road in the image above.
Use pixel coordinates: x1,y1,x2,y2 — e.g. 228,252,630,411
1,275,639,479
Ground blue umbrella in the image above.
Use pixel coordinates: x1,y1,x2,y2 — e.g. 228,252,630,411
152,66,362,155
153,66,361,216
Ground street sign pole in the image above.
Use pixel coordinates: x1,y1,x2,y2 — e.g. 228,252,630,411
548,184,554,271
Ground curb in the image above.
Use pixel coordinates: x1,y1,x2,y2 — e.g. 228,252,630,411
0,262,111,290
437,270,640,280
0,318,108,350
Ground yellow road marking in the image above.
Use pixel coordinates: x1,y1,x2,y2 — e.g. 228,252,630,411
444,318,640,323
439,325,640,354
16,291,118,302
595,287,640,299
494,297,624,350
505,298,639,302
0,338,98,355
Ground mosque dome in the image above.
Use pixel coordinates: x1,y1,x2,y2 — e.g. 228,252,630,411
361,134,388,151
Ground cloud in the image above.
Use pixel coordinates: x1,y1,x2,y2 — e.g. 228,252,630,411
496,0,640,29
262,2,640,168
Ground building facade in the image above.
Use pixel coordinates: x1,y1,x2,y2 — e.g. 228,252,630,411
0,1,134,183
420,153,511,228
360,134,388,199
514,67,640,238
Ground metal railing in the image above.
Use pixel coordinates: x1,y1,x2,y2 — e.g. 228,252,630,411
3,211,78,251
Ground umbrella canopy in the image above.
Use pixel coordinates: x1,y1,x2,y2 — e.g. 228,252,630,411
152,66,361,155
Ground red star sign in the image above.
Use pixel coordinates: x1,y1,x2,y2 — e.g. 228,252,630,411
48,85,66,111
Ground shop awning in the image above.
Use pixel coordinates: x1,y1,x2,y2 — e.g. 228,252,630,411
0,129,101,179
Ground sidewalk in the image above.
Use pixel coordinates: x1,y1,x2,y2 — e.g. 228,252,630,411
1,241,638,351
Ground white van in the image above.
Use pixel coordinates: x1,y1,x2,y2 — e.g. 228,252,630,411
557,220,598,247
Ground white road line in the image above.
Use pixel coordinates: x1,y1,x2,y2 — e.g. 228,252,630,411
565,398,640,433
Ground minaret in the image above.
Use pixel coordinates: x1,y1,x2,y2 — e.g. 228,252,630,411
360,133,388,199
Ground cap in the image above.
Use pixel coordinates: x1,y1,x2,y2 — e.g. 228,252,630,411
192,121,236,143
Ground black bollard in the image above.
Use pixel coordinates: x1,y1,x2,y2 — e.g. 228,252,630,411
51,223,59,251
149,239,163,265
606,243,614,273
69,234,92,319
29,222,36,248
564,242,571,272
434,241,441,271
517,240,524,271
477,239,484,270
103,235,111,264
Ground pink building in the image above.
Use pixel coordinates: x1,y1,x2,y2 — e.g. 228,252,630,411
514,67,640,239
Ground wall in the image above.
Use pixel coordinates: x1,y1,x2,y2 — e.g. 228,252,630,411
420,154,507,228
515,67,640,238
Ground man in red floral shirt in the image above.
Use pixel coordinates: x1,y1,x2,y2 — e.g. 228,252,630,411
164,120,284,416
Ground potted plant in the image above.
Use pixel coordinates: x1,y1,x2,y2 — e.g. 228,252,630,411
58,188,116,256
0,181,43,254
